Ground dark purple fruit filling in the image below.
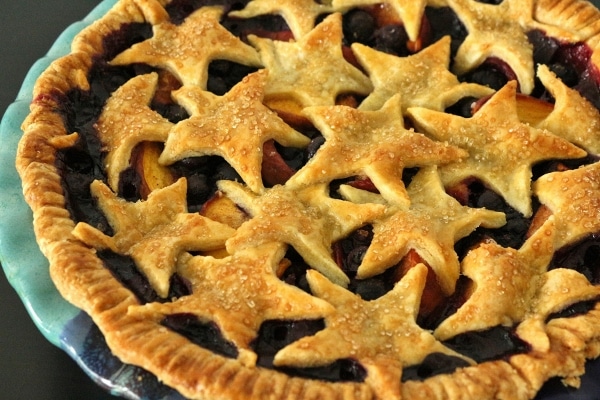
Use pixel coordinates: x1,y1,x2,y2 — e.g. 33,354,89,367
418,276,473,330
161,313,239,358
549,234,600,285
425,7,467,57
221,13,291,42
171,156,242,211
532,156,599,180
457,181,532,250
101,22,153,61
461,60,511,91
98,250,192,304
528,30,560,67
401,353,471,382
547,298,600,321
207,60,259,95
342,9,377,45
372,24,410,57
118,167,143,202
528,32,600,107
333,225,402,300
254,323,368,385
306,135,326,159
445,96,478,117
279,248,312,293
252,319,325,367
272,141,306,172
277,358,367,383
443,326,529,364
56,144,112,235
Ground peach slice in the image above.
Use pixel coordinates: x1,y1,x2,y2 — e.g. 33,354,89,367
526,204,553,239
515,93,554,126
473,93,554,126
135,141,175,199
262,140,297,186
265,97,315,131
397,250,446,319
200,191,249,230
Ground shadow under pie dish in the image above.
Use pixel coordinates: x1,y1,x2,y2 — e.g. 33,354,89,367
13,0,600,399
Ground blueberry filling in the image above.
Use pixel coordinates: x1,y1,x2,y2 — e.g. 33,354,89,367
279,249,312,294
529,35,600,107
418,276,473,330
333,226,402,300
402,353,471,382
207,60,260,95
221,14,290,42
161,313,239,358
56,142,112,235
170,156,242,211
101,22,153,61
97,250,192,304
342,9,377,45
457,181,532,250
424,7,467,58
549,234,600,284
252,319,325,367
547,299,600,321
252,318,368,383
277,358,367,383
528,30,560,67
445,96,478,117
372,24,410,57
460,60,511,90
443,326,529,364
118,166,144,202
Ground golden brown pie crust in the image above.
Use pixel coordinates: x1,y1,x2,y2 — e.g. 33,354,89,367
16,0,600,399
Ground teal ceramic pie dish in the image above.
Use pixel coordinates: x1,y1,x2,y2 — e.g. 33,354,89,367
2,1,600,399
0,1,181,398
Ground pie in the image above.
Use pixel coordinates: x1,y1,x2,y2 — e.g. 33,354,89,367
15,0,600,399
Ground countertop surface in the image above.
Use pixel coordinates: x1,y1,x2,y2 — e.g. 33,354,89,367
0,2,117,399
3,1,600,400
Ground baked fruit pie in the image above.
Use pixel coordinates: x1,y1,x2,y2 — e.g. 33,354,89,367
16,0,600,398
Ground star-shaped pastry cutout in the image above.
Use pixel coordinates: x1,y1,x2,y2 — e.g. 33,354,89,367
331,0,427,42
287,94,468,207
159,70,310,193
110,6,261,88
275,264,470,400
353,36,493,112
434,217,556,341
219,180,386,287
408,81,587,217
229,0,332,39
128,243,334,365
533,162,600,250
247,13,372,107
516,267,600,352
535,64,600,155
71,178,235,298
357,167,506,295
95,73,173,191
447,0,536,94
